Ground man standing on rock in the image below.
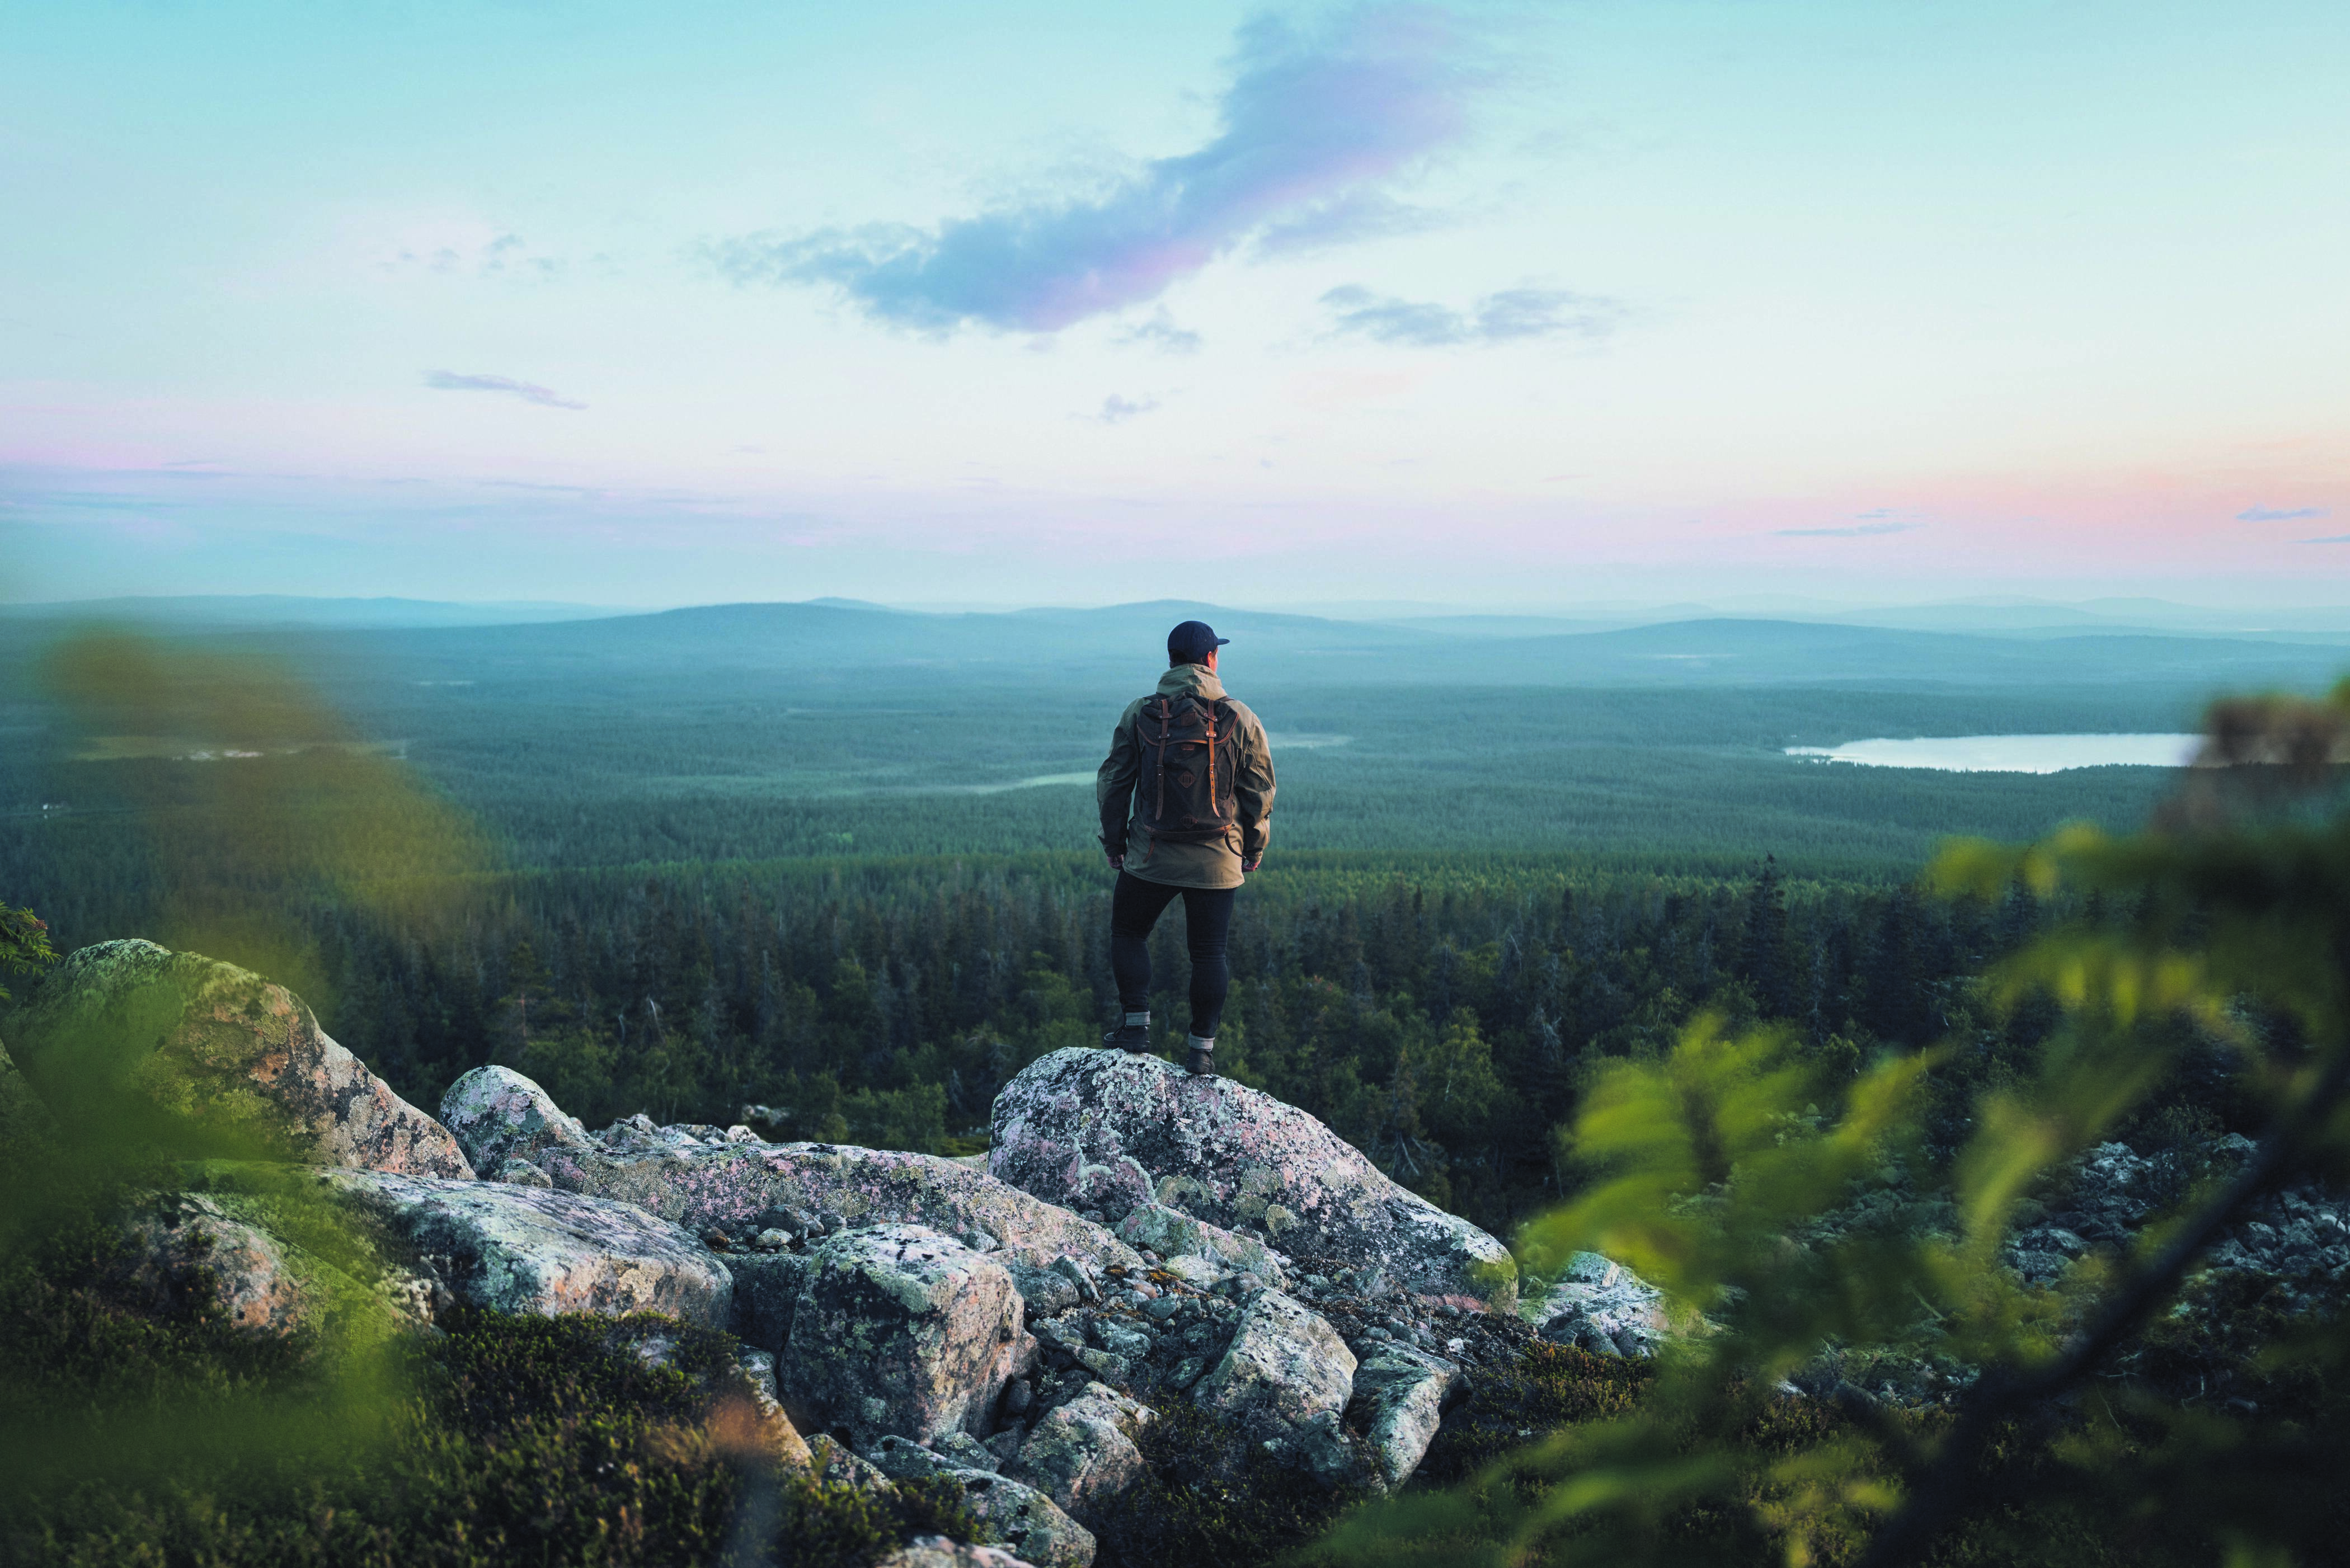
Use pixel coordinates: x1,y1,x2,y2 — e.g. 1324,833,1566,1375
1095,619,1276,1077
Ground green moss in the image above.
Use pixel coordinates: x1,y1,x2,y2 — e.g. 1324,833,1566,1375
1102,1400,1374,1568
1414,1340,1656,1485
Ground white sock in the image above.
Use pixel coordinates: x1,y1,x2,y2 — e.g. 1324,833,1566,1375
1187,1034,1214,1053
1124,1011,1150,1028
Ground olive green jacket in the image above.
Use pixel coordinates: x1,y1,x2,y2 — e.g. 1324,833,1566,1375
1096,664,1275,890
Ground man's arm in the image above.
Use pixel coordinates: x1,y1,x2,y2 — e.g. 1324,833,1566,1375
1096,702,1141,868
1232,707,1275,870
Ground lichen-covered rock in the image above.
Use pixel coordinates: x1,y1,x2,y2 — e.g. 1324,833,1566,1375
1345,1341,1458,1491
990,1049,1515,1310
1113,1202,1286,1287
875,1538,1040,1568
868,1432,990,1480
1005,1259,1082,1316
1005,1382,1153,1520
935,1471,1094,1568
1191,1287,1357,1452
735,1348,817,1471
1523,1250,1668,1358
439,1065,596,1173
323,1170,732,1325
462,1066,1139,1274
808,1433,899,1499
8,940,472,1178
779,1224,1022,1448
112,1190,318,1335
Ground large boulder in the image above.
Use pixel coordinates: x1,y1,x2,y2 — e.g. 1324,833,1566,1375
990,1049,1515,1310
8,940,472,1178
1005,1382,1153,1522
779,1223,1023,1448
470,1067,1141,1274
439,1065,596,1172
322,1169,734,1325
1345,1341,1459,1491
1190,1287,1357,1457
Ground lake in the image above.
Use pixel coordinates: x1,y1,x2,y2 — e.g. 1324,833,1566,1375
1785,733,2202,774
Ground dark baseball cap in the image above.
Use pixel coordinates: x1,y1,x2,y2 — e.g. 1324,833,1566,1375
1168,619,1230,663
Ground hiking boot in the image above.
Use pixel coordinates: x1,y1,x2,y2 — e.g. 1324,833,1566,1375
1185,1042,1216,1076
1102,1023,1152,1053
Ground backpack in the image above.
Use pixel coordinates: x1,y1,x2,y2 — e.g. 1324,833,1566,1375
1134,692,1239,843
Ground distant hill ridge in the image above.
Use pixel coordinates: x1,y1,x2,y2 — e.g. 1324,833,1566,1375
6,595,2347,691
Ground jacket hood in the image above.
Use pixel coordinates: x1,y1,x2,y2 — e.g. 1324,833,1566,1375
1155,663,1227,701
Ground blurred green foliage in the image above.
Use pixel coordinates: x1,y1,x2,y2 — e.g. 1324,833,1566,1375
0,902,56,1002
1315,690,2350,1566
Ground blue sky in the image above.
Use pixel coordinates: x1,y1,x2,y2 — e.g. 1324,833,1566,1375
4,1,2346,609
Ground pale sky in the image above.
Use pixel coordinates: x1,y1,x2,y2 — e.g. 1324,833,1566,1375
4,1,2346,609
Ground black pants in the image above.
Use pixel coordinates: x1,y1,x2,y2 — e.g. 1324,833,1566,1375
1110,872,1236,1038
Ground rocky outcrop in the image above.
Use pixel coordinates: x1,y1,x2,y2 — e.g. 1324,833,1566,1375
8,940,471,1178
778,1224,1023,1448
1522,1250,1669,1358
990,1048,1516,1310
1345,1341,1459,1491
322,1169,733,1325
1191,1287,1357,1463
439,1065,596,1173
459,1068,1143,1274
1005,1381,1153,1522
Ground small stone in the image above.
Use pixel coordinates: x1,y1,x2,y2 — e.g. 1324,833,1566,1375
495,1157,554,1189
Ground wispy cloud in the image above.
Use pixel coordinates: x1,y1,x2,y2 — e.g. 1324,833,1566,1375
712,6,1479,333
2240,504,2328,522
380,224,567,280
1254,190,1450,256
1776,519,1923,538
2299,534,2350,545
423,370,587,410
1319,284,1622,347
1115,309,1204,355
1094,394,1161,424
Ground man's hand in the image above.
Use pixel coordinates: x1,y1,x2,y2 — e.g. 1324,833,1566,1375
1107,852,1125,871
1242,855,1263,873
